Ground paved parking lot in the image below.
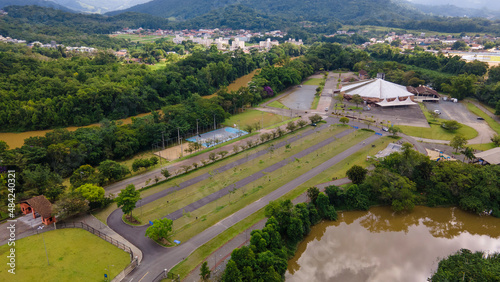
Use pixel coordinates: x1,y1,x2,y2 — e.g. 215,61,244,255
424,101,478,124
342,101,429,128
424,101,496,144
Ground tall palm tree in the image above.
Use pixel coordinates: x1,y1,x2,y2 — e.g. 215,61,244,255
461,147,475,163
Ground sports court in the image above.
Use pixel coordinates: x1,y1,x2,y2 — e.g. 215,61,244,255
186,127,248,147
154,127,248,161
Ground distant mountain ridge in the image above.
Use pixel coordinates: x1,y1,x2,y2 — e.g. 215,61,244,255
0,0,74,12
50,0,150,13
413,4,500,19
107,0,425,24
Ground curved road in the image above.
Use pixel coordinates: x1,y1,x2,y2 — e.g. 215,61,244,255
107,120,385,281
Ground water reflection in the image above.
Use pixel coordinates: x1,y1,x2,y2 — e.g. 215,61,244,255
286,206,500,281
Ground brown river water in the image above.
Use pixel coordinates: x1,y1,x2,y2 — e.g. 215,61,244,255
286,206,500,282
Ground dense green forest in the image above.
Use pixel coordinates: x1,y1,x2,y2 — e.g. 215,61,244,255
111,0,422,23
430,249,500,281
0,42,296,130
221,146,500,280
0,6,170,48
0,42,360,215
110,0,500,35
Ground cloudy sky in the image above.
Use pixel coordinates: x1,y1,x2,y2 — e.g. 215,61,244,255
407,0,500,11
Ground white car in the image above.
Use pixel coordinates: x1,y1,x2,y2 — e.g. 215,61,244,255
325,107,329,112
434,110,441,115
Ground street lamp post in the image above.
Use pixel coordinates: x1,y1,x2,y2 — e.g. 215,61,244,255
37,226,49,266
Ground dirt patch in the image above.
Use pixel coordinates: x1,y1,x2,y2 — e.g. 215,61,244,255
154,143,203,161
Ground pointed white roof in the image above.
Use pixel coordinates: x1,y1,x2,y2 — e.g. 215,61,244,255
376,96,416,107
342,78,414,100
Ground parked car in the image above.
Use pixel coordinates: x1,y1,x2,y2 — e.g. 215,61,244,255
434,110,441,115
325,107,329,112
382,126,389,132
477,117,485,120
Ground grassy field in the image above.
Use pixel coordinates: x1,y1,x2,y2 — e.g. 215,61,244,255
110,34,172,43
0,229,129,281
469,142,497,151
147,61,168,71
170,132,393,280
303,78,323,85
93,125,312,224
401,102,478,141
465,102,500,135
222,110,290,129
311,95,320,110
267,100,290,109
399,123,478,141
265,117,300,130
133,126,348,224
170,130,372,242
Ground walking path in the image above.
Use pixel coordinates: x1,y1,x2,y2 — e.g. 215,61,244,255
105,115,314,196
183,177,352,282
117,133,382,281
163,129,354,222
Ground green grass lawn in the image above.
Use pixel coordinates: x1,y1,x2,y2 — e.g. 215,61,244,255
267,100,290,109
147,61,167,71
469,142,497,151
170,130,372,242
303,78,323,85
133,126,348,224
466,102,500,135
170,131,393,280
222,110,290,129
111,34,167,43
399,123,478,141
264,117,300,130
93,125,312,224
311,95,320,110
0,229,130,281
401,103,478,140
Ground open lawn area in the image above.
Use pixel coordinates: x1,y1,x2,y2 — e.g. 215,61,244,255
466,102,500,135
267,100,290,109
222,110,290,129
110,34,172,43
132,126,348,224
0,229,129,281
399,123,478,141
404,103,478,141
170,129,372,242
303,78,323,85
469,142,497,151
170,131,392,280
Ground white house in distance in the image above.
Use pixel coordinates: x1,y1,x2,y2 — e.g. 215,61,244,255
341,78,416,107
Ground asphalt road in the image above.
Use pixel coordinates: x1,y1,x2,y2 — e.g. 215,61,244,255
108,121,339,264
163,129,354,221
118,133,381,281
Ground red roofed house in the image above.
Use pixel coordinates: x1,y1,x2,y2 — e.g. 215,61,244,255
20,195,56,225
406,85,440,102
